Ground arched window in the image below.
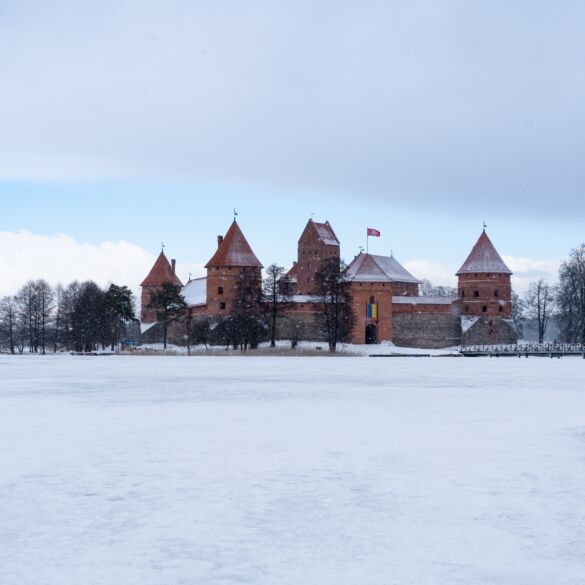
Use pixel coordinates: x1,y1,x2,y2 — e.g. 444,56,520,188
217,286,224,295
482,305,487,313
219,302,226,310
369,295,375,304
474,291,480,298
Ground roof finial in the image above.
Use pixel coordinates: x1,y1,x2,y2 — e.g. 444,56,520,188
390,249,393,257
310,212,314,220
188,271,192,281
161,241,165,252
233,208,238,221
358,245,364,254
483,221,487,231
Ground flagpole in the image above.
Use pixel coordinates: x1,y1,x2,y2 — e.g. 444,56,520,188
366,232,369,255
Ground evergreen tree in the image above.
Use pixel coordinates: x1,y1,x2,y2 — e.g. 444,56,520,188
104,284,137,351
146,282,187,349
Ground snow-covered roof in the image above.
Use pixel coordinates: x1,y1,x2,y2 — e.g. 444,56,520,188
456,231,512,275
182,277,207,307
347,253,421,284
205,221,263,268
313,222,340,246
392,296,456,305
140,322,157,334
290,294,320,303
140,251,183,287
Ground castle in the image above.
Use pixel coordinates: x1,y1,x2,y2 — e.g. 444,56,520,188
140,219,517,348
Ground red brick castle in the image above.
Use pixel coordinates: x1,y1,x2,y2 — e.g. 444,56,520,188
140,219,516,347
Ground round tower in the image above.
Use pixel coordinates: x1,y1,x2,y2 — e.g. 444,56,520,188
205,221,263,316
456,230,512,318
140,250,183,323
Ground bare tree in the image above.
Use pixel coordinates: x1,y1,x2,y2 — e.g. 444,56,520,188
511,290,525,339
314,258,354,352
524,279,555,343
263,264,293,347
419,279,457,298
0,296,17,354
557,244,585,343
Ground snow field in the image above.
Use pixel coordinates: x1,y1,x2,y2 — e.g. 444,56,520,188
1,355,585,585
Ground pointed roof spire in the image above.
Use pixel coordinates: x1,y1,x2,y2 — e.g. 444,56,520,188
456,231,512,275
205,221,263,268
140,251,183,286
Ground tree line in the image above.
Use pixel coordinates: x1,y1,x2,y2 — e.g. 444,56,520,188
0,257,355,354
515,244,585,344
0,280,136,354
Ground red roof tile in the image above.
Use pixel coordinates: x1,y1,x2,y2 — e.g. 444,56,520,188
456,231,512,275
140,251,183,286
205,221,263,268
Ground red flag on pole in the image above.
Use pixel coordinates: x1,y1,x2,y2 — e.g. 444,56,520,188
367,228,381,237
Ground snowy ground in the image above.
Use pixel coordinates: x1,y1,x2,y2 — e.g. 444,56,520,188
1,355,585,585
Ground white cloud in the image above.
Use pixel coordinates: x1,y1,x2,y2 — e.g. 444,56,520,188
404,256,561,295
503,255,561,294
0,230,204,297
403,260,457,288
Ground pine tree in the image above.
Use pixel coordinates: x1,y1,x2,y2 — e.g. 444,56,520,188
104,284,136,351
146,283,187,349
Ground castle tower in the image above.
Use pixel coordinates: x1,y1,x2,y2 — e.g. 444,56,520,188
205,221,263,316
293,219,340,295
456,230,512,318
140,250,183,323
346,252,421,344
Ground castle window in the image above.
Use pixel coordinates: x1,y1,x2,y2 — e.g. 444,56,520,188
369,295,375,304
217,286,224,295
494,290,499,297
499,306,504,312
482,305,487,313
474,291,480,298
219,302,226,310
461,290,465,298
465,305,469,313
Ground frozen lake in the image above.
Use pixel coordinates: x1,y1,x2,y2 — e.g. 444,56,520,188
1,354,585,584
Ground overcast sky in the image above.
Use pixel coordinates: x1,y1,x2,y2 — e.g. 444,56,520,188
1,0,583,296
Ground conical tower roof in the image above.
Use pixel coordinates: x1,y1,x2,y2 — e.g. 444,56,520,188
140,251,183,286
456,231,512,275
205,221,263,268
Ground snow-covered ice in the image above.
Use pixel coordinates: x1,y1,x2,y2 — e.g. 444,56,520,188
1,354,585,584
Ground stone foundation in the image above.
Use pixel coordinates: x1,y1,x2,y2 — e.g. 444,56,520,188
392,313,462,348
461,317,517,346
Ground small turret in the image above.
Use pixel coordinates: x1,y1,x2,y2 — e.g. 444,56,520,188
457,230,512,318
140,250,183,323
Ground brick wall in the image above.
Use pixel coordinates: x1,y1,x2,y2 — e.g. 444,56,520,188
458,273,512,318
296,230,340,295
